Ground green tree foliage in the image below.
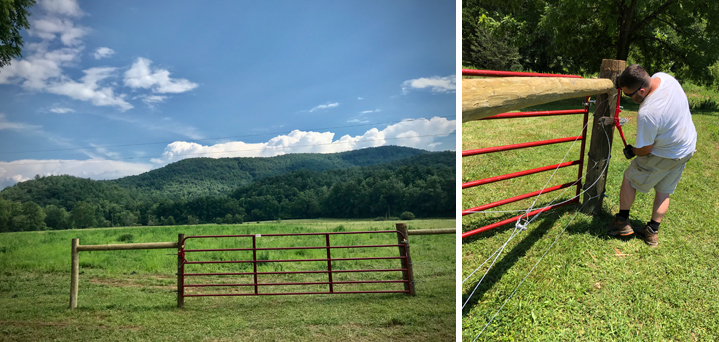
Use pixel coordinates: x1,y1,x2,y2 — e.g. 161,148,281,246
44,205,71,230
400,211,415,220
108,146,427,200
463,0,719,84
0,0,34,68
71,201,97,229
0,148,454,232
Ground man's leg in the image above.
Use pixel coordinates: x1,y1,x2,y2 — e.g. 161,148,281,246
607,176,637,236
634,191,668,248
619,176,637,210
651,192,671,222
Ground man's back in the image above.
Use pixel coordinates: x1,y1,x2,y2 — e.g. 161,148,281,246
635,72,697,159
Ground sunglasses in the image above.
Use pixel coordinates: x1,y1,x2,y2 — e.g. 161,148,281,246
625,82,645,97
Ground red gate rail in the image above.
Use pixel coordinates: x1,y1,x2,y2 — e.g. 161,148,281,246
462,69,583,78
462,160,581,189
462,68,590,236
178,230,411,300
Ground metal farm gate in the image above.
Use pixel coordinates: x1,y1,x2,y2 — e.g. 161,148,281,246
461,69,591,238
177,230,413,306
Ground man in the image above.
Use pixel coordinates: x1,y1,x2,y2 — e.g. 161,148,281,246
605,64,697,247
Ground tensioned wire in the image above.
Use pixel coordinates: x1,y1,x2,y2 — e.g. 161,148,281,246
462,94,617,338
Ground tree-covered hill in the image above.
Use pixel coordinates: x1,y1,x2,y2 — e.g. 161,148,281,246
0,175,139,210
0,146,429,207
0,147,454,232
106,145,430,199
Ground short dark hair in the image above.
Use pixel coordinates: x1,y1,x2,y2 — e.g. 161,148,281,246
617,64,651,90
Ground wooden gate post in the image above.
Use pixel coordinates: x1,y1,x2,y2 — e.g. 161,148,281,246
395,223,416,296
70,238,79,309
177,233,184,308
581,59,626,215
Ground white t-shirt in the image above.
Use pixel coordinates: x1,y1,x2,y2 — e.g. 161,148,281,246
635,72,697,159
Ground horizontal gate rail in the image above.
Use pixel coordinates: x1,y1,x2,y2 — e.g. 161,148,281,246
480,109,586,120
462,160,580,189
462,199,578,239
184,269,405,277
462,136,583,157
462,181,577,216
461,69,582,78
183,256,404,264
178,230,413,303
184,244,404,252
185,290,405,297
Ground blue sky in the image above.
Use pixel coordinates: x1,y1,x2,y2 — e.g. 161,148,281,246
0,0,456,189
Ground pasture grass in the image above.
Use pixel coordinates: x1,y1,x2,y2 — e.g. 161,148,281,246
462,93,719,341
0,219,455,341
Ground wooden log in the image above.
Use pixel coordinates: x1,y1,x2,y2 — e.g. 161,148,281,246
77,241,178,251
462,77,615,122
70,238,79,309
581,59,626,215
395,223,416,296
407,228,456,235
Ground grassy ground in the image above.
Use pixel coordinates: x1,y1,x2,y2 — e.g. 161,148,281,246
462,90,719,341
0,218,455,341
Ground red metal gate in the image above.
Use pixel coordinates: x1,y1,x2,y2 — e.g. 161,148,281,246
178,230,412,303
462,69,591,238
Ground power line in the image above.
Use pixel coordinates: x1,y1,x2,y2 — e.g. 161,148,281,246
0,115,456,155
2,132,456,166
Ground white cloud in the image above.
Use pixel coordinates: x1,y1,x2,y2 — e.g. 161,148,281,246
28,17,89,46
0,159,152,190
94,47,115,59
142,95,167,103
124,57,198,93
0,113,42,132
38,0,84,17
360,109,381,114
0,1,194,112
401,75,456,94
0,117,455,189
357,97,364,100
151,116,456,165
50,107,75,113
0,44,82,90
347,118,370,124
45,67,133,111
90,144,120,159
308,102,339,113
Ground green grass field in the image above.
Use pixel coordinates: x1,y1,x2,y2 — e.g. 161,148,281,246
0,219,455,342
462,93,719,341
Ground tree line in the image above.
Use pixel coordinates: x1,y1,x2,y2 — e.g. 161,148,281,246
0,151,454,232
463,0,719,86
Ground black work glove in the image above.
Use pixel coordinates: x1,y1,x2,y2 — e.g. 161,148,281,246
623,145,635,159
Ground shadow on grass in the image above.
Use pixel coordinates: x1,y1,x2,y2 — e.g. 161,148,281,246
461,204,648,318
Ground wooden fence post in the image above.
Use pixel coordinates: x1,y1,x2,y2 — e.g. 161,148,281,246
395,223,416,296
70,238,79,309
177,233,184,308
581,59,626,215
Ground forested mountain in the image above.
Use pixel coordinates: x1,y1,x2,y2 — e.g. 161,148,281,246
0,147,454,232
107,145,429,199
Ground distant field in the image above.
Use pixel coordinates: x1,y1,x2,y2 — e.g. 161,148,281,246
0,219,455,342
462,96,719,341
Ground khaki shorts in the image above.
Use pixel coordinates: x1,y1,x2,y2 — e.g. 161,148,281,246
624,151,694,194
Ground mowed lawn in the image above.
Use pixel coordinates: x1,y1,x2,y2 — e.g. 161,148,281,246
0,219,455,342
462,95,719,341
